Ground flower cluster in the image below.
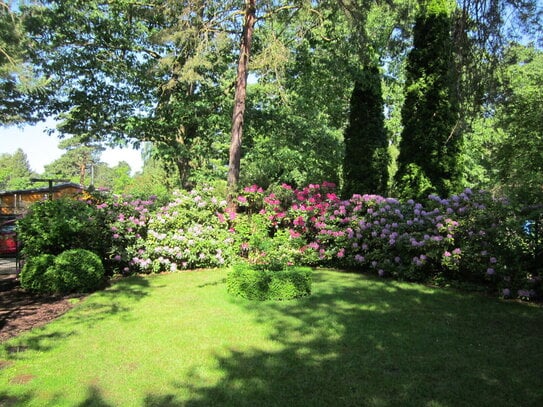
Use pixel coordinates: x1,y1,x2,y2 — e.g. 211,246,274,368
82,182,540,301
130,186,236,273
89,191,159,275
233,183,540,300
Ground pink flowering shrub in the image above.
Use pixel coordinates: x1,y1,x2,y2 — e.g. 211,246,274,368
79,182,539,300
229,184,306,270
233,183,540,300
88,190,159,275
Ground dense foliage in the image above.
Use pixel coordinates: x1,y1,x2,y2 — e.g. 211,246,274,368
0,148,34,190
1,1,541,206
493,44,543,205
17,182,542,301
394,0,461,200
227,263,312,301
343,64,390,197
16,193,159,275
20,249,105,294
17,198,103,258
0,2,50,124
19,253,55,293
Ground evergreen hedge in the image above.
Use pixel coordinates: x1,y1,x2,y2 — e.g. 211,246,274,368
227,263,312,301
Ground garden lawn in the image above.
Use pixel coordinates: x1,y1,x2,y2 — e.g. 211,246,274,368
1,269,542,407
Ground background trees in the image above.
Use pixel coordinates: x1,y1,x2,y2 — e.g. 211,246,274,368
342,64,389,197
493,44,543,205
0,0,541,206
0,1,50,125
0,148,34,190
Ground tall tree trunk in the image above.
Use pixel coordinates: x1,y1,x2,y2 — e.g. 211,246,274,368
79,163,86,186
227,0,256,205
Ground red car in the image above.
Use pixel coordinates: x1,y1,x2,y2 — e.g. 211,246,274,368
0,219,17,255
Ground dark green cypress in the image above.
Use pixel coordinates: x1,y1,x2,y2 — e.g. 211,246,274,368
342,64,390,198
394,0,461,200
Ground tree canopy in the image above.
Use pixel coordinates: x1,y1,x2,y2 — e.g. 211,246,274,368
0,0,541,204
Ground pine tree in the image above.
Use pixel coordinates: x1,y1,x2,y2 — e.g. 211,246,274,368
0,149,33,190
342,64,390,198
394,0,461,200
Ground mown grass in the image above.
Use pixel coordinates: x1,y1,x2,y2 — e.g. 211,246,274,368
1,269,542,406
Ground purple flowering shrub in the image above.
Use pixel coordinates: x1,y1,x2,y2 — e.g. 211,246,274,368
76,182,539,300
131,186,236,272
233,183,540,300
86,190,159,275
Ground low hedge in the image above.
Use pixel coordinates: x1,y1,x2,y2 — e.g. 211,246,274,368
227,263,312,301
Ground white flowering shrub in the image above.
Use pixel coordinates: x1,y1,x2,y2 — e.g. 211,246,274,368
131,186,237,272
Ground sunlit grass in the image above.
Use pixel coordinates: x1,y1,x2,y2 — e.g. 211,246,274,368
1,269,542,406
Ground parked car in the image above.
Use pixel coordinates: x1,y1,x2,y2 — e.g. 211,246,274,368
0,219,17,256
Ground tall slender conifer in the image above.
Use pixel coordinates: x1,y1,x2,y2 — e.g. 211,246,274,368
394,0,461,200
343,64,389,197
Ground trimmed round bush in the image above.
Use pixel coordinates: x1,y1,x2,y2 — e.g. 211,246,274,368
20,254,56,293
21,249,105,294
227,263,312,301
49,249,105,293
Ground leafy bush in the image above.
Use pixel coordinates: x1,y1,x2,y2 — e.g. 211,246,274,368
48,249,105,293
131,186,236,272
232,213,304,271
227,263,312,301
20,254,56,293
88,191,158,275
20,250,105,294
267,267,312,300
16,191,159,276
17,198,101,258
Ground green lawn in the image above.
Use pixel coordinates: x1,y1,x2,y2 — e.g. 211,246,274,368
1,269,542,406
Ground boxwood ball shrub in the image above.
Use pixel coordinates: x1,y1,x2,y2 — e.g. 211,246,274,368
21,249,105,294
50,249,105,293
20,253,56,293
227,262,312,301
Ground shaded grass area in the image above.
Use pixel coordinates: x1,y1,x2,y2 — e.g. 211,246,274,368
1,269,542,406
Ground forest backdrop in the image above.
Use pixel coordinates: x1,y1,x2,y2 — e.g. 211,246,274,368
1,0,542,207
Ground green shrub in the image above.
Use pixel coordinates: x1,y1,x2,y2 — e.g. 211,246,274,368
227,263,312,301
17,198,101,258
233,214,304,271
21,249,105,294
49,249,105,293
20,254,56,293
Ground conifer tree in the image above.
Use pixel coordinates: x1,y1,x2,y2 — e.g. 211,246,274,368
342,63,390,198
394,0,461,200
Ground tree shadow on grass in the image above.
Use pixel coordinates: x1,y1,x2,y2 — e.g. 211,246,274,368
146,270,543,407
76,385,114,407
0,386,114,407
0,390,34,407
2,275,152,357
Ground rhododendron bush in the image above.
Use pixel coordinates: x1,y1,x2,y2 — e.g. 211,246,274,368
22,183,538,300
130,187,236,272
228,182,539,300
118,183,539,299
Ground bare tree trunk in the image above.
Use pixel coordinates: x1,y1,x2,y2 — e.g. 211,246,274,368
79,163,86,186
227,0,256,205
